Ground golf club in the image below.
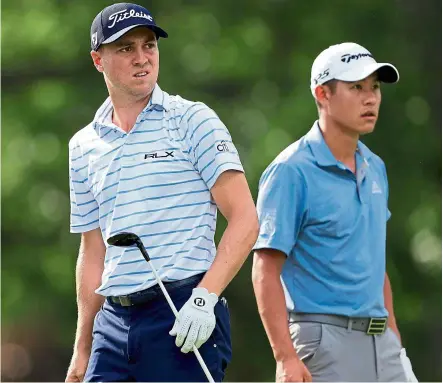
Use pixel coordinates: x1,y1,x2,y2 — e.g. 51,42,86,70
107,232,215,383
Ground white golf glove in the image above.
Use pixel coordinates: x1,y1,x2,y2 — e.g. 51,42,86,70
400,348,418,382
169,287,218,353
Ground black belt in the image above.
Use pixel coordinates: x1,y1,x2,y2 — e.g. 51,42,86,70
289,313,388,335
107,273,204,307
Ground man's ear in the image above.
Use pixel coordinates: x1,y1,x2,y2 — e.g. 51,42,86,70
91,50,104,73
315,85,330,108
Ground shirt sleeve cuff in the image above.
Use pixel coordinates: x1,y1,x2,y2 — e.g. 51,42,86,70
70,220,100,233
253,239,291,257
206,163,244,190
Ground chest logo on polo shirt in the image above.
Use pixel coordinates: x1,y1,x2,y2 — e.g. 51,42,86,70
144,151,174,160
372,181,382,194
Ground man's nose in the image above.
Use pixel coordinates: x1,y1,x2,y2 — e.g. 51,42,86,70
363,90,377,105
133,47,148,66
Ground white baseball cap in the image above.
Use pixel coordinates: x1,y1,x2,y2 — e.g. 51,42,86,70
310,42,399,97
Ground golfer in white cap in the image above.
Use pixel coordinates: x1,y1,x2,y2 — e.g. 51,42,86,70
252,42,418,382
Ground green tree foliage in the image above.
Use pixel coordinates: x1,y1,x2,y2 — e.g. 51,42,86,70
2,0,441,381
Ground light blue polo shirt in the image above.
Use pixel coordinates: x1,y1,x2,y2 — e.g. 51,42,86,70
254,121,390,318
69,84,243,297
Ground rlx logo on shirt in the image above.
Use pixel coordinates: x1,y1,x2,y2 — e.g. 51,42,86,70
144,151,174,160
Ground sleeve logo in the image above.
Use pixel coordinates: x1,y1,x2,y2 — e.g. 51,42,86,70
216,140,230,152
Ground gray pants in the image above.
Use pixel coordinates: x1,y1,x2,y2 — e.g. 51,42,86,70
289,320,407,382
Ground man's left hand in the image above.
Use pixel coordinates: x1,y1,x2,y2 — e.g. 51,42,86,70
169,287,219,353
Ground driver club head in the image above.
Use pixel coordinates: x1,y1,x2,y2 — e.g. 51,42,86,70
107,232,141,247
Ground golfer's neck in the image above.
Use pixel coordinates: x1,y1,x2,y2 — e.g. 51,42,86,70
109,92,151,133
318,116,359,165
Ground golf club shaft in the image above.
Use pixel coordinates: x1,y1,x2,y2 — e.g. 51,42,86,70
147,263,215,383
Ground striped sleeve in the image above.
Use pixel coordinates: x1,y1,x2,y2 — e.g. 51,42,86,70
186,104,244,189
69,141,100,233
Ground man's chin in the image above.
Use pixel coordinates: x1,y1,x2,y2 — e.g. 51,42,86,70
128,84,155,98
359,129,375,136
358,122,376,135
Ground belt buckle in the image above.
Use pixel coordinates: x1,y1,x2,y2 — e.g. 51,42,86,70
367,317,387,335
118,296,132,307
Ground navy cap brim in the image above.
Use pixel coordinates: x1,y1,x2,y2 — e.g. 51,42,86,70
375,64,399,83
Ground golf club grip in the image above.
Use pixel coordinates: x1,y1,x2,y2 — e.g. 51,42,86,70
147,265,215,382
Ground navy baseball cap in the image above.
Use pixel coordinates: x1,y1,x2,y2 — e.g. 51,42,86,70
90,3,168,51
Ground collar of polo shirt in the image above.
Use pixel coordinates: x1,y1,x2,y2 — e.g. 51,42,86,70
92,84,170,132
144,84,170,112
307,122,373,167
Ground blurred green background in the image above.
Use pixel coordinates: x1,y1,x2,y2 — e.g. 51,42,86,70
2,0,441,381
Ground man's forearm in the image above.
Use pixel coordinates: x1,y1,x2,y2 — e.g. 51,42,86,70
252,263,298,362
384,272,402,344
74,280,104,352
73,237,105,352
199,209,259,296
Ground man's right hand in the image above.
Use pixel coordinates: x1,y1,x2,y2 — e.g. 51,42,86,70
276,355,312,382
65,350,90,382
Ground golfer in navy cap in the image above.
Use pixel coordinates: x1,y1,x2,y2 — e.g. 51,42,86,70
65,3,258,382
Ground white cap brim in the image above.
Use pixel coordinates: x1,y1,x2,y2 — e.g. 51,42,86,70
102,24,147,45
336,62,400,83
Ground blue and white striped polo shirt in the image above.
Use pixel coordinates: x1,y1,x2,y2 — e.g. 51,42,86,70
69,84,244,297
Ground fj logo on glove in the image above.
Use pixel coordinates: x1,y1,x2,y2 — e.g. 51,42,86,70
170,287,218,354
194,297,206,307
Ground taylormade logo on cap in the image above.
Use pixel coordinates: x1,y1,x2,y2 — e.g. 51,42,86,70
340,52,373,63
90,3,168,51
310,42,400,97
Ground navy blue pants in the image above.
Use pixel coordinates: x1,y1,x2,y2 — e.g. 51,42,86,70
84,274,232,382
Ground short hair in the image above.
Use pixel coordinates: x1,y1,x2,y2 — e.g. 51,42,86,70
315,79,338,109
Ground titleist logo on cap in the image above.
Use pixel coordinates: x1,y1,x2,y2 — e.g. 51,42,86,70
108,9,153,29
341,52,373,63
